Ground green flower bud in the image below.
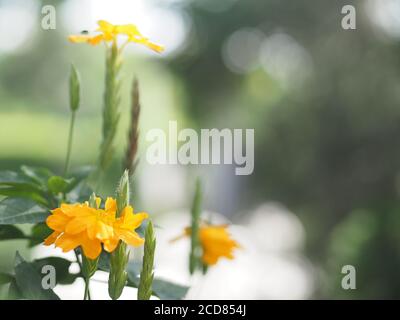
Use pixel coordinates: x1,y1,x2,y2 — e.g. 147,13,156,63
138,221,156,300
108,171,131,300
69,64,80,112
116,170,130,217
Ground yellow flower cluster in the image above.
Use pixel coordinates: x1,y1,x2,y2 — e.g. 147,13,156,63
198,225,240,265
68,20,164,53
174,225,240,266
44,198,148,259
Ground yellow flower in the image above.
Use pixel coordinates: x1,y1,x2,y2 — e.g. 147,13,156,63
68,20,164,53
199,225,240,265
172,224,240,266
44,198,148,259
102,205,148,252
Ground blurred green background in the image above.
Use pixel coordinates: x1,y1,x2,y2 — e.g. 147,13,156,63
1,0,400,299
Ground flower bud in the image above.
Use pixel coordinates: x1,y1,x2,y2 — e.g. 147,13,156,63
116,170,130,217
69,64,80,112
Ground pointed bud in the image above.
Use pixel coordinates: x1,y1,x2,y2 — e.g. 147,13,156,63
190,179,202,274
69,64,80,112
138,221,156,300
116,170,130,217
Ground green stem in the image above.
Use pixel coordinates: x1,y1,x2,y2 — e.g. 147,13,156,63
83,277,90,300
63,111,76,176
74,250,91,300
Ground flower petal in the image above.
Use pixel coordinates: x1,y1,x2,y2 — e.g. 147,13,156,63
105,197,117,213
81,237,102,260
119,207,148,230
103,237,120,253
44,231,61,246
46,211,70,232
117,230,144,247
54,233,81,252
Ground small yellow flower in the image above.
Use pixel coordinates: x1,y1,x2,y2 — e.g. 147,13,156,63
44,198,148,259
68,20,164,53
172,224,240,266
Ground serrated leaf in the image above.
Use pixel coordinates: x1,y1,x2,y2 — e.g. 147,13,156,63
0,225,26,240
0,198,49,224
13,252,59,300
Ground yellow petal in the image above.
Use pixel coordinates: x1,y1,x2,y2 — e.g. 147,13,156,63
97,20,115,33
81,237,102,260
94,221,114,241
46,211,70,232
117,230,144,247
116,24,142,38
120,207,148,230
44,231,61,246
54,233,81,252
105,197,117,213
97,20,116,41
65,215,96,235
87,34,105,46
95,197,102,209
128,36,164,53
68,35,91,43
143,40,165,53
68,34,104,46
103,237,120,253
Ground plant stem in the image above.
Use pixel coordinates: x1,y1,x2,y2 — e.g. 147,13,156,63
84,277,90,300
74,250,91,300
63,111,76,176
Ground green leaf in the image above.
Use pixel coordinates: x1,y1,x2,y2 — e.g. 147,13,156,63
33,257,77,285
0,185,48,206
28,223,53,247
47,176,71,194
0,170,35,186
152,279,189,300
20,166,54,188
8,278,23,299
14,252,59,300
0,198,49,224
0,272,13,285
0,225,26,240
